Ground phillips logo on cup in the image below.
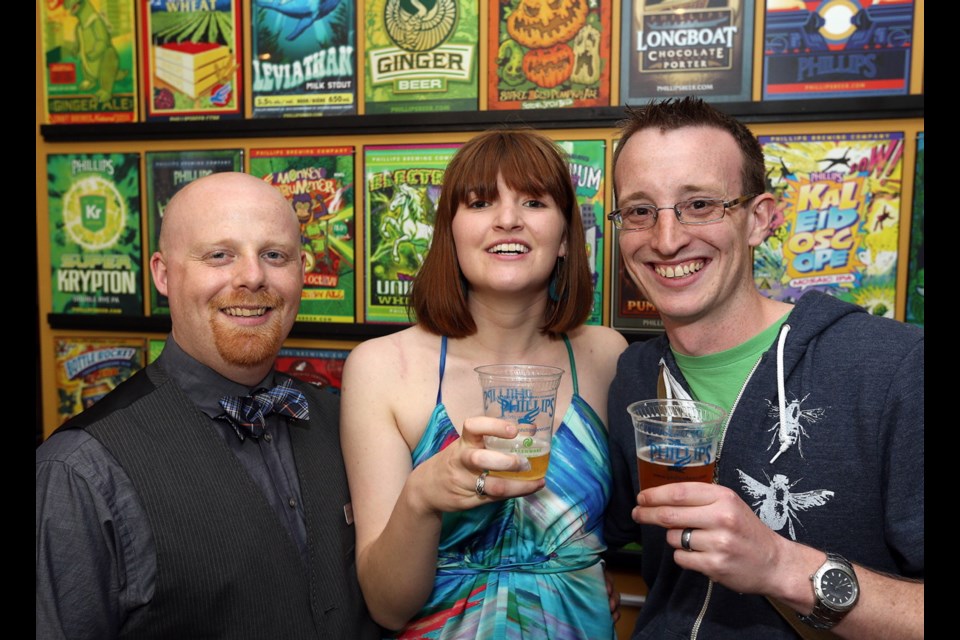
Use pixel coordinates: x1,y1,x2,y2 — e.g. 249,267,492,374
483,388,556,420
650,439,714,469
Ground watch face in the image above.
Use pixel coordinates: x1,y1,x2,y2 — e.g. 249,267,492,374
820,568,858,608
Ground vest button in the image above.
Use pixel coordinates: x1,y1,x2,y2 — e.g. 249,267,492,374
288,497,297,509
263,432,273,442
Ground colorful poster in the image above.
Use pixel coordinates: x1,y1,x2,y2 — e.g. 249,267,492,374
762,0,914,100
275,347,350,395
142,0,243,120
558,139,606,325
145,149,243,315
48,153,142,315
40,0,138,123
620,0,754,103
905,131,923,326
756,132,904,316
364,0,478,114
251,0,356,117
364,144,460,323
611,237,664,333
489,0,611,110
55,336,146,424
250,147,356,324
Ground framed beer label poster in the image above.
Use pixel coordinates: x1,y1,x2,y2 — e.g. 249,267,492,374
620,0,754,104
558,139,606,326
251,0,357,117
55,336,146,424
489,0,611,110
363,143,460,323
763,0,914,100
145,149,243,315
40,0,138,123
48,153,142,316
611,235,664,333
364,0,478,114
756,131,904,316
251,146,357,324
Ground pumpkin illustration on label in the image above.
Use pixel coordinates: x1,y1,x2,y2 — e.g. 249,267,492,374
523,43,574,88
571,23,600,85
506,0,589,49
497,39,526,86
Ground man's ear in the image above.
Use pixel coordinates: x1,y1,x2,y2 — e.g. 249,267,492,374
150,252,169,296
747,194,779,248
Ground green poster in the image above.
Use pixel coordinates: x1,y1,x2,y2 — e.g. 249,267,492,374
558,139,606,326
145,149,243,315
251,146,356,323
364,143,460,323
364,0,478,114
48,153,142,315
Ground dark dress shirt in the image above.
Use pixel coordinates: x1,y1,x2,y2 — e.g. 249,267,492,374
36,337,312,638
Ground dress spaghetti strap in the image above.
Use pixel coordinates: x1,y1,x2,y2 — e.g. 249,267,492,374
437,335,448,405
561,333,579,395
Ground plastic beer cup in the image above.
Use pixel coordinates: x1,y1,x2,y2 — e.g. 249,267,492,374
628,399,727,490
475,364,564,481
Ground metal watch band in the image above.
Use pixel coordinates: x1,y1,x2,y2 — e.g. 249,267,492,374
797,553,858,631
798,600,846,630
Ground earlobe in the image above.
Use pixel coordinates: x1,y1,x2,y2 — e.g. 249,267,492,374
150,252,169,296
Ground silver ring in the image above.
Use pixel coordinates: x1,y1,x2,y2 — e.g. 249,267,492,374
475,471,489,497
681,528,694,552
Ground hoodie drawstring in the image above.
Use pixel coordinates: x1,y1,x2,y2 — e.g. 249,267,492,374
771,324,792,463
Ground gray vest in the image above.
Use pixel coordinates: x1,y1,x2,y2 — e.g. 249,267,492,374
85,363,377,639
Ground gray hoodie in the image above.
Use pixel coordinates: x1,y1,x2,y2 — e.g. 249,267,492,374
605,291,924,639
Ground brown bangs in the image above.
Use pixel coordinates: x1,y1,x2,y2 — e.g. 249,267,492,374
443,130,574,215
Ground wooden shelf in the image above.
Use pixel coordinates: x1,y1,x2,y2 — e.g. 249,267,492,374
40,96,924,143
47,313,410,341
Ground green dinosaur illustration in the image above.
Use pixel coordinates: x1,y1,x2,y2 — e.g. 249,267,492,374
63,0,127,105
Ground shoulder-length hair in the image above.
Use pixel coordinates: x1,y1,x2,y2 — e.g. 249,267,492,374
409,129,592,338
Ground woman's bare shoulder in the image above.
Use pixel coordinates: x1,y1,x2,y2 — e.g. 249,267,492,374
567,324,629,353
344,326,442,383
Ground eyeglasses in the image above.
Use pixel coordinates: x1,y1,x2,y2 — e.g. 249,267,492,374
607,194,759,231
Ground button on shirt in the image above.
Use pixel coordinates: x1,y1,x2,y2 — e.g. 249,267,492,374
36,336,310,638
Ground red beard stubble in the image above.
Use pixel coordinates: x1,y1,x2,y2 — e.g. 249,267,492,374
210,292,288,368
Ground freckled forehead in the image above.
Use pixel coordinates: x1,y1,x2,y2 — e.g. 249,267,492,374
616,127,743,199
165,178,299,252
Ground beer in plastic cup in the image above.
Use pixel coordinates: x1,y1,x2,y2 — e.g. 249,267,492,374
628,399,727,490
475,364,564,480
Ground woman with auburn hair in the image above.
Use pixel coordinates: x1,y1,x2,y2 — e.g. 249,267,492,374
340,129,627,638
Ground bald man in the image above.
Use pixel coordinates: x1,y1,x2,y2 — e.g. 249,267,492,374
37,173,379,639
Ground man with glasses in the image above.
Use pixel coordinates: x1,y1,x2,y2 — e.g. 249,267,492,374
604,98,923,638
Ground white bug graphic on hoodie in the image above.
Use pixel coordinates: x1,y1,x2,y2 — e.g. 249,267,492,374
738,470,834,540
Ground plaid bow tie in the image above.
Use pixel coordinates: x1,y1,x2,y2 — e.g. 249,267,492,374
218,378,310,441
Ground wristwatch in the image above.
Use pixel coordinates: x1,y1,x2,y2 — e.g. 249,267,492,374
797,553,860,630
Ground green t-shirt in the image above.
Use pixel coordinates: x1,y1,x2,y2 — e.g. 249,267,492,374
672,314,790,416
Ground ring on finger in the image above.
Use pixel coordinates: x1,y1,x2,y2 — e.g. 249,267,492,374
475,470,489,497
681,527,694,552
